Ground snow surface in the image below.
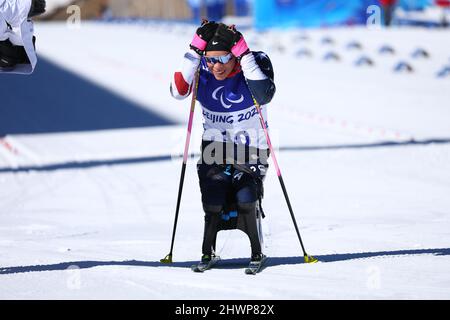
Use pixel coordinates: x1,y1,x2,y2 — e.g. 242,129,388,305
1,21,450,299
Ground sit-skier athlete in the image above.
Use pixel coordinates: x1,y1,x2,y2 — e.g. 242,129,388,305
170,20,276,272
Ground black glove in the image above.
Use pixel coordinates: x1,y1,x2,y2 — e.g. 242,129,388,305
28,0,46,18
0,40,18,69
190,19,219,55
0,40,30,69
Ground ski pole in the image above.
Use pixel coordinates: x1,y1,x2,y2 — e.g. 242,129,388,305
161,69,200,264
253,98,318,264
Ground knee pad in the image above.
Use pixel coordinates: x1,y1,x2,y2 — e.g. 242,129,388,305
236,201,257,215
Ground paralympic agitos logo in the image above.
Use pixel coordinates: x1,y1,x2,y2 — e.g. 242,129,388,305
212,86,244,109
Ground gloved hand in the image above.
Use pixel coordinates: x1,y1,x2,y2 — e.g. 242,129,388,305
0,40,19,69
228,26,250,60
206,23,250,60
190,19,219,55
0,39,30,69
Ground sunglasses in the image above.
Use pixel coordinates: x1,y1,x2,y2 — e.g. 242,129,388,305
204,53,233,65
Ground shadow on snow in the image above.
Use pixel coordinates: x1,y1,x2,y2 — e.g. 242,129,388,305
1,247,449,275
0,57,174,136
1,138,450,174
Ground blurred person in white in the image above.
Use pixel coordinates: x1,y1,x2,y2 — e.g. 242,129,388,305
0,0,46,74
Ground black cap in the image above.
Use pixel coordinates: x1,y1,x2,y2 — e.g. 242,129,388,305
205,23,233,52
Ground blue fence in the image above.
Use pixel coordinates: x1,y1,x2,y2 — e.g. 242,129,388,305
184,0,436,29
187,0,250,21
254,0,381,29
398,0,433,10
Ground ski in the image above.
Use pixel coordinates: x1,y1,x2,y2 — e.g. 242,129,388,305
191,255,220,272
245,254,267,275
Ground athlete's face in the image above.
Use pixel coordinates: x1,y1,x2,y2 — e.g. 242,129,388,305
205,51,236,81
